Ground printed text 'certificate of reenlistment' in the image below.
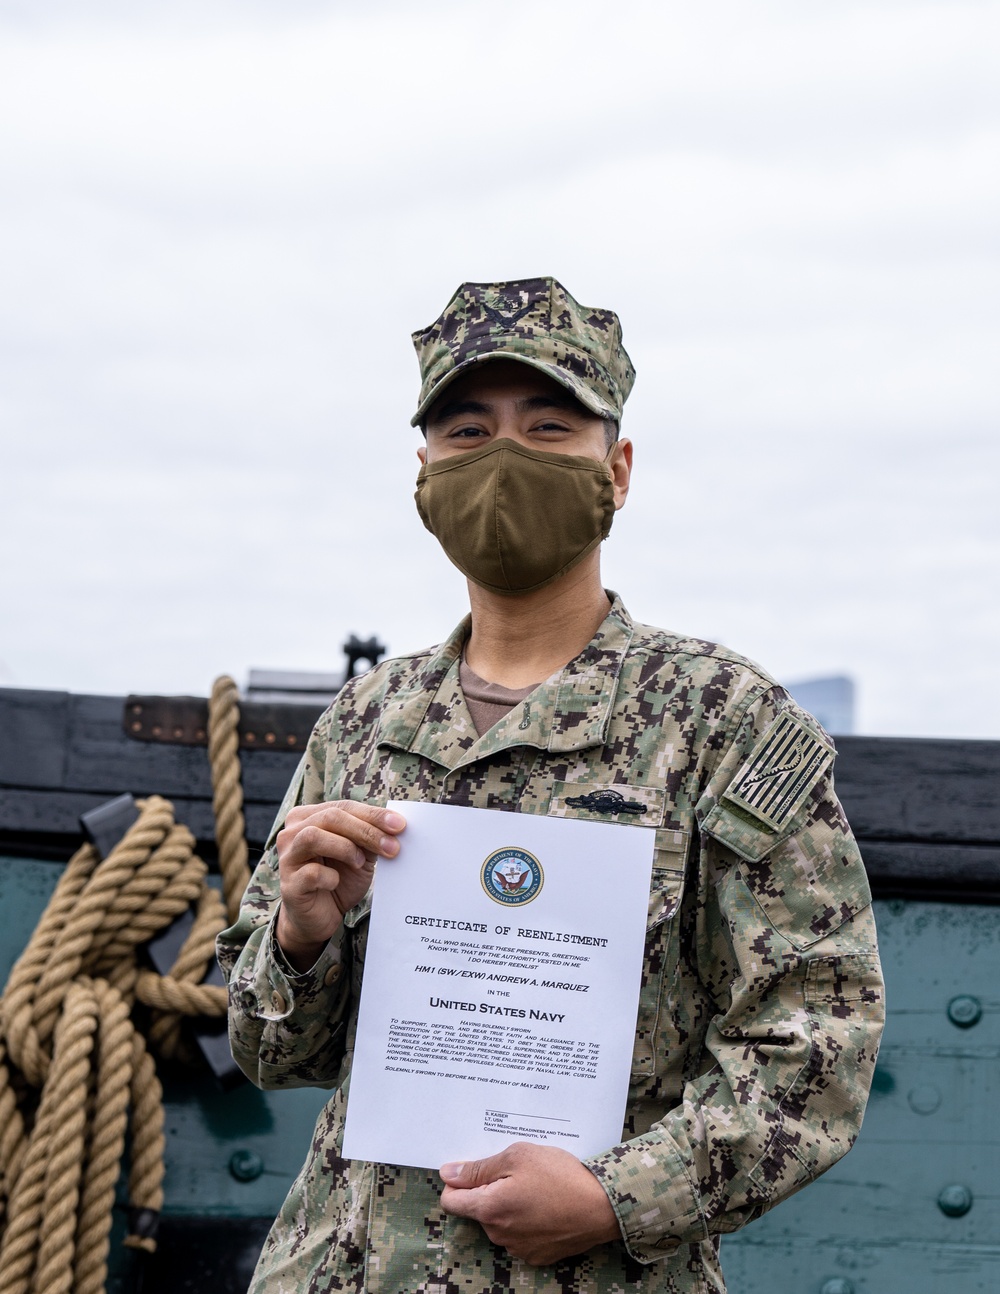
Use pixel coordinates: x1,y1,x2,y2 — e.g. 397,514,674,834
342,800,655,1170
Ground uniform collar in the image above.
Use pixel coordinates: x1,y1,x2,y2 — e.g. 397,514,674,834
376,593,635,772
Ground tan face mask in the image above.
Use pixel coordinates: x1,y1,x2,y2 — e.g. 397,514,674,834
415,439,617,595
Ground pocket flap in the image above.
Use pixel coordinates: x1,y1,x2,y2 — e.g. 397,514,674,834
700,799,788,864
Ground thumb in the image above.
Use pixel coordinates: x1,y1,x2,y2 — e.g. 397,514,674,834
439,1152,508,1189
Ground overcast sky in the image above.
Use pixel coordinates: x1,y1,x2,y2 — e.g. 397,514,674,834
1,0,997,737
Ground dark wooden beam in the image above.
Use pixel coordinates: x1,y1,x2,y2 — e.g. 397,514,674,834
1,688,997,898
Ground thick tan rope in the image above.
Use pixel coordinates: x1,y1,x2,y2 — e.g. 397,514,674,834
0,674,251,1294
210,674,251,923
73,981,134,1293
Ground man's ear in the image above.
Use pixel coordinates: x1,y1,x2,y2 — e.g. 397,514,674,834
417,445,427,465
610,438,632,510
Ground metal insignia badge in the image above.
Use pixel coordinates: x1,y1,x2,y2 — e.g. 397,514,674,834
722,713,834,831
480,847,544,906
565,789,647,816
482,293,533,330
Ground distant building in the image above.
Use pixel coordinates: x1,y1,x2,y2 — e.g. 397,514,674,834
785,675,855,735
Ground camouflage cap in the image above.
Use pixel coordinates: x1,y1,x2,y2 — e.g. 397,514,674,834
410,278,636,427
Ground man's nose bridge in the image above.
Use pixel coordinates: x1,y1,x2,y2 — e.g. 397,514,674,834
493,425,527,446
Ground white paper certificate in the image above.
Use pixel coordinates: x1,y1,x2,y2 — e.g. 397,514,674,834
342,800,655,1170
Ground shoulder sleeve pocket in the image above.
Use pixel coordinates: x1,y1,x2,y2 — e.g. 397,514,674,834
704,799,872,950
700,798,789,864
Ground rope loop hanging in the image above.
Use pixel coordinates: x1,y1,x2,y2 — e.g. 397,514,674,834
0,675,250,1294
209,674,251,925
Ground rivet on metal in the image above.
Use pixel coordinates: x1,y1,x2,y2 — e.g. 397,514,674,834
907,1084,941,1115
938,1183,973,1217
947,995,982,1028
229,1149,264,1182
131,722,142,732
195,728,205,740
819,1279,854,1294
132,704,142,714
151,725,162,737
265,732,276,744
245,732,256,743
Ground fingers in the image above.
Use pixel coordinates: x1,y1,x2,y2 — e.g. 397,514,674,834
439,1149,514,1224
439,1144,620,1264
275,803,406,952
439,1184,481,1222
440,1149,512,1191
280,803,406,866
280,823,366,872
284,801,406,833
283,859,349,897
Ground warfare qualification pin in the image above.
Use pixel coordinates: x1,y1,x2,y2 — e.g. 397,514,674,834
480,847,544,906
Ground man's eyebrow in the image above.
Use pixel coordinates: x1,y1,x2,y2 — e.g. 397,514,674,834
516,394,580,413
428,391,584,424
429,398,491,422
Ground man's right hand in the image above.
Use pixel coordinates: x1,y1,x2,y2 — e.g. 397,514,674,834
275,801,406,971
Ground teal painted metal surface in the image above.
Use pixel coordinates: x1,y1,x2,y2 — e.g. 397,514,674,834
720,898,999,1293
3,859,997,1289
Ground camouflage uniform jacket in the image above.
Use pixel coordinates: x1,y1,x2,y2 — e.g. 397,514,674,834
217,595,884,1294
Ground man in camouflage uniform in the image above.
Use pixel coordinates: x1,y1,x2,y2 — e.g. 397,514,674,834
218,278,884,1294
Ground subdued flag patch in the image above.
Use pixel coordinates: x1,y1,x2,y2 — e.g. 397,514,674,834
723,712,834,831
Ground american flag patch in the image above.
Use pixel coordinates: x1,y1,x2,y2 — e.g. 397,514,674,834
723,713,834,831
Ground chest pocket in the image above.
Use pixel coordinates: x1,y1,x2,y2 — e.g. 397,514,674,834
547,781,689,1077
647,828,686,925
546,780,686,923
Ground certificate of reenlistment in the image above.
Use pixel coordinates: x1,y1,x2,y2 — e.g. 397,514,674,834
342,800,655,1170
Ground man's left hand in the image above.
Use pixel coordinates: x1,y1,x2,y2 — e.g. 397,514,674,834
439,1142,621,1265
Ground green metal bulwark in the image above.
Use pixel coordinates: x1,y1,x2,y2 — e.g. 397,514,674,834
721,898,999,1293
3,853,997,1291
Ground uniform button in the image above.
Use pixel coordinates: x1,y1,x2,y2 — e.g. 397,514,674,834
270,989,287,1014
324,964,342,986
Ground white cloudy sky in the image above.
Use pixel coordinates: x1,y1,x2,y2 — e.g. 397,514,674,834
1,0,997,737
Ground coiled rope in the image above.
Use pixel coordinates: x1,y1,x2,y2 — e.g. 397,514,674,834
0,675,251,1294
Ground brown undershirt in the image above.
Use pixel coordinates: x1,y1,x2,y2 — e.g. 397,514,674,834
458,657,539,737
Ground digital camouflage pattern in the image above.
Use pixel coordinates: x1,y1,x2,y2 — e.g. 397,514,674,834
410,278,636,427
217,596,884,1294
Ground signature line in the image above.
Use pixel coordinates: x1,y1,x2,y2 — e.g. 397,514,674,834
485,1110,570,1122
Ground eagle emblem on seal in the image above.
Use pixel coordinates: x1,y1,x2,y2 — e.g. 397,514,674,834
481,847,544,906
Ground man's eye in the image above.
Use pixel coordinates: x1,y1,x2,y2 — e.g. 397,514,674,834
449,426,487,438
